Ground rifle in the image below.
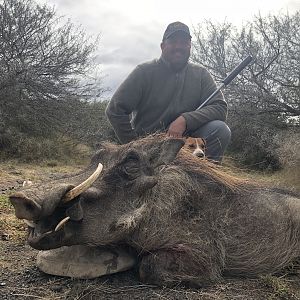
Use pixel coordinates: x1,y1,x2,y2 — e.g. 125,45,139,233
197,55,252,110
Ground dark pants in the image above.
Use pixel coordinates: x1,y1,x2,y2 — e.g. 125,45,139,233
189,120,231,163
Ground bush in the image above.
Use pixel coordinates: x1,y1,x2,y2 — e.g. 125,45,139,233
274,129,300,169
0,128,91,163
273,129,300,189
64,100,118,148
227,110,283,170
0,99,118,162
0,0,104,139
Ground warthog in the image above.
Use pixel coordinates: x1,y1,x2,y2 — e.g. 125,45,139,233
9,134,300,287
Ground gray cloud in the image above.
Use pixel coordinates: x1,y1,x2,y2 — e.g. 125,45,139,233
43,0,163,96
38,0,300,97
97,22,162,96
287,0,300,11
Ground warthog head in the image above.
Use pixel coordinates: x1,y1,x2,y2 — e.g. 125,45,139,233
9,135,185,250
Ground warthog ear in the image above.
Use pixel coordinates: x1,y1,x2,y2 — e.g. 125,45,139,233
149,138,185,167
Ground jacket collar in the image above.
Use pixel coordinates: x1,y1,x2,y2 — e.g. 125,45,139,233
158,56,189,73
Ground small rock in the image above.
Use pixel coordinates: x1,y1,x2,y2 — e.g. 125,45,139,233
22,180,33,187
10,170,22,175
0,282,6,286
1,233,10,241
51,285,63,292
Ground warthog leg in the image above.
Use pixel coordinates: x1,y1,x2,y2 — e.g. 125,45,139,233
138,246,223,287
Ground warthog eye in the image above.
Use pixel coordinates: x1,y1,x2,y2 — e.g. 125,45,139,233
122,160,140,179
120,151,141,180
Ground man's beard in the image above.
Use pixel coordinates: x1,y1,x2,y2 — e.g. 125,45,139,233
163,51,190,71
170,59,189,71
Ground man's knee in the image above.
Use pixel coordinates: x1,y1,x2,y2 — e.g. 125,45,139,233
190,120,231,143
212,120,231,144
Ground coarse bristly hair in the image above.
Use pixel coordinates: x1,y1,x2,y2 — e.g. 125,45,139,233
104,134,300,286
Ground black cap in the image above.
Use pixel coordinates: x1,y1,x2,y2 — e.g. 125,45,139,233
162,21,191,41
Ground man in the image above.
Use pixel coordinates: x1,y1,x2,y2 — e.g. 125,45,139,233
106,21,231,162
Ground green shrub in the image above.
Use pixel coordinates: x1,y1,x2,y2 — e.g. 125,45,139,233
227,110,284,170
0,131,91,163
0,100,118,162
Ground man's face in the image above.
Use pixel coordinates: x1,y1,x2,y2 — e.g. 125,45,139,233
161,32,191,71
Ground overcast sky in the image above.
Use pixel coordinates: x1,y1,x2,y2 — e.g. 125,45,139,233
36,0,300,97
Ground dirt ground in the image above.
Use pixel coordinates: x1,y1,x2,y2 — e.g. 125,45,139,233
1,162,300,300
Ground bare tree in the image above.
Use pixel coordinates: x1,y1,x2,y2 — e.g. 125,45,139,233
191,12,300,122
0,0,105,136
191,13,300,169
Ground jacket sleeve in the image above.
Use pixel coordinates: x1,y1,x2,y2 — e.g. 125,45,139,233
181,68,228,132
105,66,144,144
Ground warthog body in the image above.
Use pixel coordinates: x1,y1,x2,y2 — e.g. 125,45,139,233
10,134,300,287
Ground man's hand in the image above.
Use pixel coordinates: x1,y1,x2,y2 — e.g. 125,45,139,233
167,116,187,138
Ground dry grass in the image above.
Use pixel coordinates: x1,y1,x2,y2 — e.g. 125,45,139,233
0,160,85,181
273,130,300,192
0,194,27,241
259,275,299,300
222,156,300,192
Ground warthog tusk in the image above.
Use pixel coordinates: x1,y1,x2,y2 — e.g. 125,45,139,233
55,216,70,232
62,163,103,203
22,180,33,187
44,230,53,235
24,219,36,228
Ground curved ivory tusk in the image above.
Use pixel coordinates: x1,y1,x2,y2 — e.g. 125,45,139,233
55,216,70,232
62,163,103,203
22,180,33,187
24,219,36,228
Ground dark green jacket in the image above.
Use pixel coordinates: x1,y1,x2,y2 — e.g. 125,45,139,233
106,58,227,143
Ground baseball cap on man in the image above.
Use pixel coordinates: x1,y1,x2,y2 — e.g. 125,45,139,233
162,21,192,41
